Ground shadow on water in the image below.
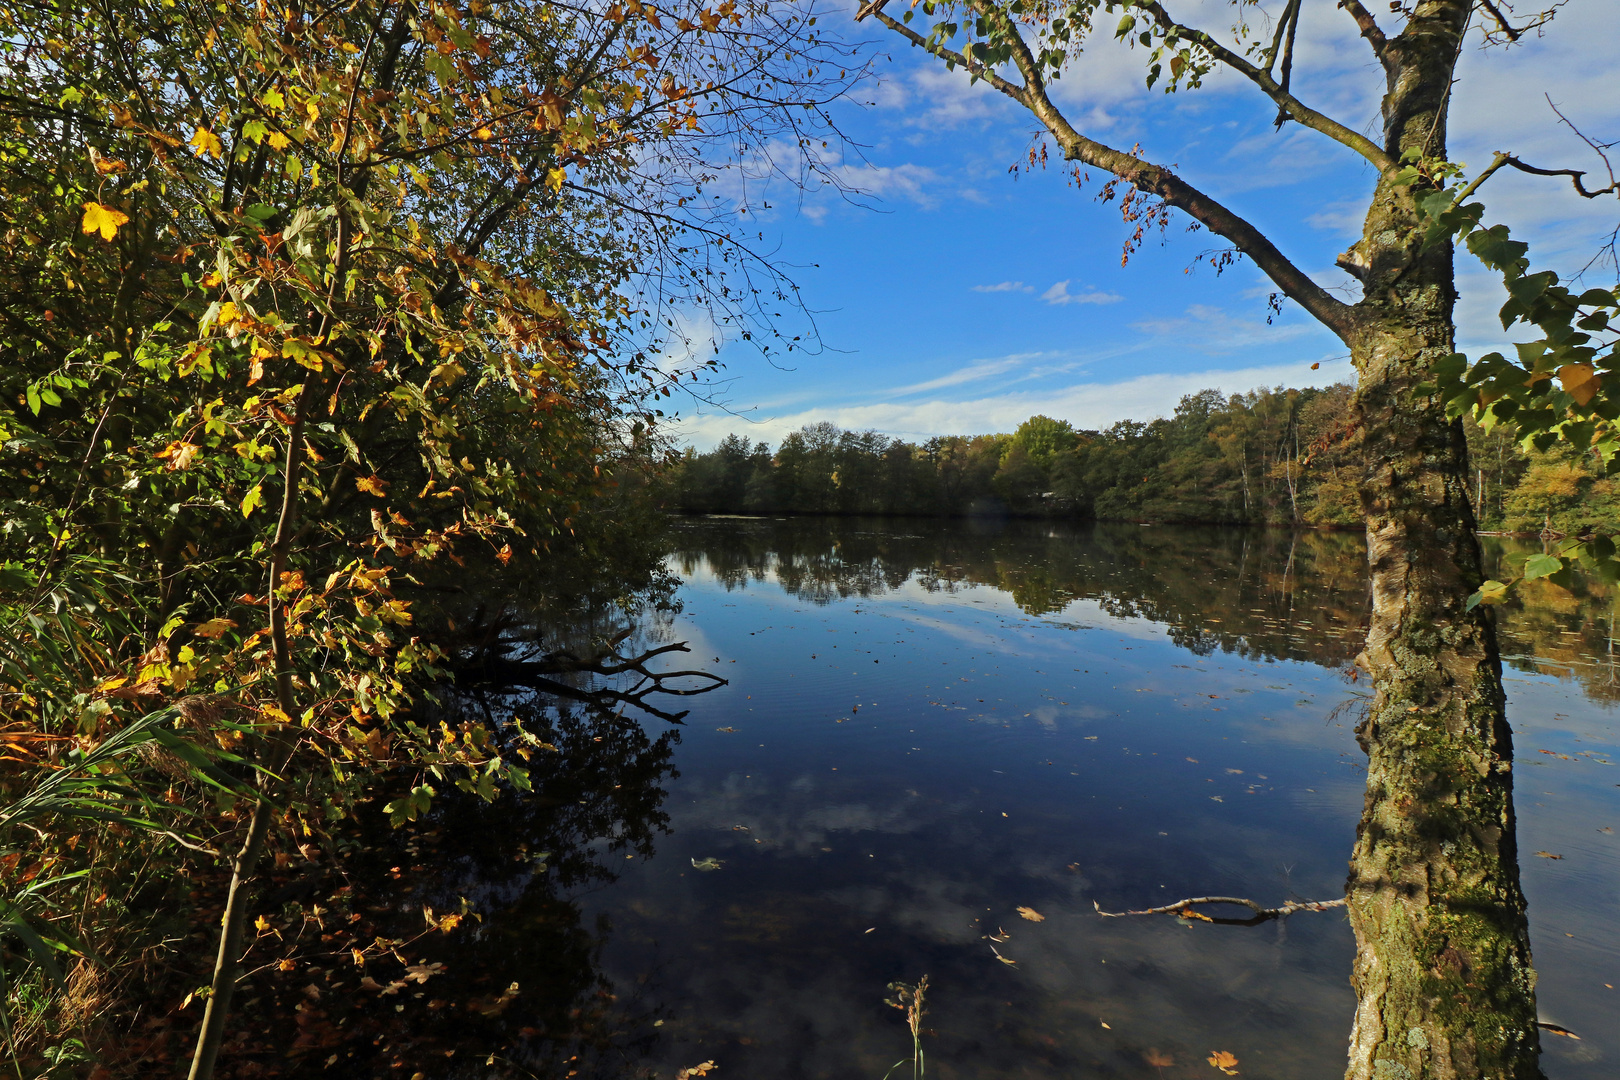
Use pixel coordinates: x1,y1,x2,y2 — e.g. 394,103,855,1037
229,517,1619,1078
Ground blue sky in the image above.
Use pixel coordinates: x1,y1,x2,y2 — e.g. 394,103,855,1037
669,1,1618,449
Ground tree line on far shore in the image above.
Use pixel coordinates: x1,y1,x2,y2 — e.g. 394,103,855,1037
662,384,1617,532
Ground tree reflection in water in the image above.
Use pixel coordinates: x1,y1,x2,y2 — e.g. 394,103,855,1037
217,699,679,1080
223,517,1619,1079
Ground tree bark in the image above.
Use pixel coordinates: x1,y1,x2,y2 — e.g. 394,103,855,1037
1342,3,1540,1077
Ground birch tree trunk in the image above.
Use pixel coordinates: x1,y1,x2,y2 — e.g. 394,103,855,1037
1341,4,1539,1076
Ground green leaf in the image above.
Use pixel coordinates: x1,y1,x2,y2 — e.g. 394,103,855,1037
1523,553,1562,580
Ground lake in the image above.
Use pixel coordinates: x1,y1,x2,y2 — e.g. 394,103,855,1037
386,517,1620,1079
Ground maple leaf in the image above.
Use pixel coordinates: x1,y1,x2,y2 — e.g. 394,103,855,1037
1144,1049,1175,1069
1207,1050,1239,1074
189,127,224,157
676,1062,718,1080
355,475,389,496
155,440,200,470
192,617,238,640
267,130,291,151
404,961,444,983
80,201,129,241
1016,906,1045,922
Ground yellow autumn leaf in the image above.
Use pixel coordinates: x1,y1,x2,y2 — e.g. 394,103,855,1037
80,201,129,241
192,617,238,639
189,128,224,157
154,440,200,470
1207,1050,1239,1075
267,130,291,151
1016,905,1045,922
355,475,389,496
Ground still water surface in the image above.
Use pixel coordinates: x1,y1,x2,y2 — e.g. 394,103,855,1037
401,518,1620,1079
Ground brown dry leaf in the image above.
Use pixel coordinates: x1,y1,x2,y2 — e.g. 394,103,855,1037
193,617,237,639
1207,1050,1239,1075
1538,1022,1581,1040
676,1063,718,1080
1535,851,1564,860
1016,906,1045,922
355,474,390,496
404,961,445,983
1144,1049,1175,1068
1178,910,1215,922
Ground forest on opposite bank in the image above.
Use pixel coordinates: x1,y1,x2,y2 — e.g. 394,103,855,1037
662,384,1609,533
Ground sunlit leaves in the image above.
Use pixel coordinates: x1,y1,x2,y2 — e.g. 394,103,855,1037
79,202,128,241
1207,1050,1239,1075
189,128,224,158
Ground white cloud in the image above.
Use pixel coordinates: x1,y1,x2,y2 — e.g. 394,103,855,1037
673,355,1355,448
972,280,1034,293
829,160,943,209
1132,303,1314,353
1041,280,1124,306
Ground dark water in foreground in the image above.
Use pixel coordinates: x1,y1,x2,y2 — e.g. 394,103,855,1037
397,518,1620,1079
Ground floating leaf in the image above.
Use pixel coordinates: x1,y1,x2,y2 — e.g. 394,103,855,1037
690,856,723,871
1534,851,1563,859
1207,1050,1239,1075
1016,906,1045,922
1144,1049,1175,1069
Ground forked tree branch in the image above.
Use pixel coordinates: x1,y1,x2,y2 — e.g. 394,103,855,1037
1138,1,1395,172
870,7,1359,342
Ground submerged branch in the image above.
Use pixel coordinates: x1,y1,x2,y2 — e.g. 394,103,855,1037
1093,894,1347,926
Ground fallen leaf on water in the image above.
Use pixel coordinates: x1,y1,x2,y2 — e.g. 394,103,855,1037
1144,1049,1176,1069
405,962,444,983
1066,862,1081,873
1017,906,1045,922
691,857,723,871
1178,910,1214,922
1186,757,1200,763
1100,1021,1111,1029
1538,1022,1581,1040
676,1061,718,1079
1207,1050,1240,1074
715,726,735,733
1534,851,1564,859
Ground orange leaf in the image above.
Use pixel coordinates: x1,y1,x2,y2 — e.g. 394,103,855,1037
1558,363,1601,406
1016,905,1045,922
356,475,389,496
1207,1050,1239,1075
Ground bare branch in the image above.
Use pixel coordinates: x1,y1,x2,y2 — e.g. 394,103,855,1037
1138,1,1395,172
1497,155,1619,200
1336,0,1389,60
1093,894,1347,926
915,6,1360,342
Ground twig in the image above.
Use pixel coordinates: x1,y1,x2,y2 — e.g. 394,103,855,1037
1093,894,1346,926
